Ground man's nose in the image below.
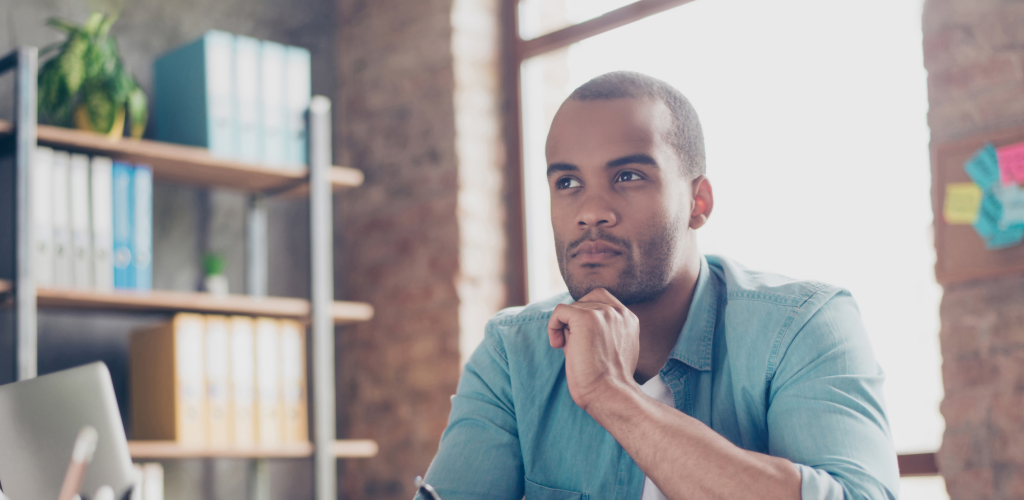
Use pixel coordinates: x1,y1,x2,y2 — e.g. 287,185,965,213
576,193,618,228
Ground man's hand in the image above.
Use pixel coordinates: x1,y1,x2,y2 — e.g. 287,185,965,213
547,288,640,412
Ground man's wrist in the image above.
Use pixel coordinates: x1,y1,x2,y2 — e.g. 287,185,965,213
581,376,644,424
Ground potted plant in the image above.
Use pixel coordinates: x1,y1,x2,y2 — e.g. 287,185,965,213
37,13,148,140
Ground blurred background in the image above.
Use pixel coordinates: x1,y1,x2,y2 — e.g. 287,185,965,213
0,0,1017,498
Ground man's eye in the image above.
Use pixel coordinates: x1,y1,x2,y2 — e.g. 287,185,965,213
556,177,581,189
616,171,641,182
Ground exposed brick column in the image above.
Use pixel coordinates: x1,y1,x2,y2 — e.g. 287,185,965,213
333,0,507,498
924,0,1024,498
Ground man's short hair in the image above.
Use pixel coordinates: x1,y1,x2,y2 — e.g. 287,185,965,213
568,71,706,177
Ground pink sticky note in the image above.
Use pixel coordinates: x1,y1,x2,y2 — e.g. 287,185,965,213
997,142,1024,185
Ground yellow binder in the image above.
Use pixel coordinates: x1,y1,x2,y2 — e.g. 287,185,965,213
280,319,308,443
130,313,207,445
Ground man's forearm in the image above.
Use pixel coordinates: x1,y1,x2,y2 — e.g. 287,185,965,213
586,380,802,500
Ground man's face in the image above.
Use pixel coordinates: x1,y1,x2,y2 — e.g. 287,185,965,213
546,98,695,304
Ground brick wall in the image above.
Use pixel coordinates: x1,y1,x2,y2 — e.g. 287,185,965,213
924,0,1024,498
333,0,508,498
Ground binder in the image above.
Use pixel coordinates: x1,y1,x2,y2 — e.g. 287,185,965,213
254,317,282,446
204,315,231,447
133,165,153,291
130,313,207,445
279,319,308,442
285,46,311,166
229,316,257,447
260,40,288,166
112,162,134,289
234,35,262,163
51,150,72,287
69,153,93,289
154,30,236,158
33,146,54,287
141,463,164,500
90,156,114,291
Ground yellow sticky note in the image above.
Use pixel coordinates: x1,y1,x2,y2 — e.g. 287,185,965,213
943,182,983,224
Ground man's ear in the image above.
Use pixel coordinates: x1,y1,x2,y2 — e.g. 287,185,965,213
689,175,713,230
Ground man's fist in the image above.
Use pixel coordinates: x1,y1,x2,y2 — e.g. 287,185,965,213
547,288,640,412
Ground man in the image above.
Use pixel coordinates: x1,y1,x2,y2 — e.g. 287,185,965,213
418,71,898,500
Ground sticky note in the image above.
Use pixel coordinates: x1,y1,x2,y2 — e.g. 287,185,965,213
995,184,1024,229
997,141,1024,186
985,224,1024,250
972,191,1024,249
973,193,1002,239
943,183,983,224
965,143,1000,191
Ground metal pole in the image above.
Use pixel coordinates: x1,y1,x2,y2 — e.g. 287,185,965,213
308,96,335,500
15,47,38,380
246,194,268,298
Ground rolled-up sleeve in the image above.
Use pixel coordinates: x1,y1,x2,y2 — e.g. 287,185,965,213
415,325,524,500
766,292,899,500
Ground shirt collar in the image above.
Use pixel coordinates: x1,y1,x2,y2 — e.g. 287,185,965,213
667,255,719,371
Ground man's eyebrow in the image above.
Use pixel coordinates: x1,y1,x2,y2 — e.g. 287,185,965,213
606,154,659,169
547,162,578,176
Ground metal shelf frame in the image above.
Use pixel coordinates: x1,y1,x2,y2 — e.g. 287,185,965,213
0,46,345,500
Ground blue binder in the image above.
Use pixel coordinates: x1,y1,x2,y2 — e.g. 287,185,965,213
112,162,134,289
133,165,153,291
154,30,236,158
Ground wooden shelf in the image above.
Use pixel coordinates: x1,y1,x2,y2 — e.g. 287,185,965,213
0,280,373,324
0,120,363,195
128,439,378,459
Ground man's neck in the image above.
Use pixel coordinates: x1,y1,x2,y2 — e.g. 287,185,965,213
628,257,701,384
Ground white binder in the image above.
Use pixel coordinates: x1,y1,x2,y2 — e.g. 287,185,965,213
33,146,54,287
51,150,72,287
69,153,93,288
90,156,114,291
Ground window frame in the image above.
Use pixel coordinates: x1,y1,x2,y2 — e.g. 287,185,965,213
503,0,695,305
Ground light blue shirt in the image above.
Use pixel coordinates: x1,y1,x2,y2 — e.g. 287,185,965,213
419,255,899,500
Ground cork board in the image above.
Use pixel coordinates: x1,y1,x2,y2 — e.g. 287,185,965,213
932,123,1024,285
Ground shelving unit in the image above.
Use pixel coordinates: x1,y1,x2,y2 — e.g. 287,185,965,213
0,46,372,500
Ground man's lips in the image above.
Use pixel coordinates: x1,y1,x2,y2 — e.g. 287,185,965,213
571,241,624,263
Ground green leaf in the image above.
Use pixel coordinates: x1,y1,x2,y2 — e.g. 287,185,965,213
46,18,82,35
127,87,148,138
82,13,104,37
97,13,118,39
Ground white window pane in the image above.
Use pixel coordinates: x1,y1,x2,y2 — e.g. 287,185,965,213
901,476,949,500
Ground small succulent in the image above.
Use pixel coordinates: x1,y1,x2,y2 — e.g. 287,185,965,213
37,13,148,138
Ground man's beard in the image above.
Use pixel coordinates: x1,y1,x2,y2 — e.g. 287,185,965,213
557,227,677,306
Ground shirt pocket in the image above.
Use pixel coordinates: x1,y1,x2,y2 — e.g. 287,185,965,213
524,478,588,500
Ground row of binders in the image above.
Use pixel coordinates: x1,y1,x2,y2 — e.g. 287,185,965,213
128,463,163,500
33,147,152,291
154,30,311,166
130,313,308,447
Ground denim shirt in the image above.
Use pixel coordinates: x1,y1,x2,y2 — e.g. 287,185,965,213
419,255,899,500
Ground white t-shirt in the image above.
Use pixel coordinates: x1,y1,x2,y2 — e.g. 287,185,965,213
638,374,674,500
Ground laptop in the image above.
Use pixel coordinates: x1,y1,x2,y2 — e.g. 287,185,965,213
0,362,135,500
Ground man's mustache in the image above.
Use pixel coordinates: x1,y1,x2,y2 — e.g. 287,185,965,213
565,230,631,256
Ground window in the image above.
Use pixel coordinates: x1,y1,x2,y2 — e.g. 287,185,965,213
514,1,945,498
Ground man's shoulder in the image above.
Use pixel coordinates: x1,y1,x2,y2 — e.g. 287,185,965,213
706,254,846,313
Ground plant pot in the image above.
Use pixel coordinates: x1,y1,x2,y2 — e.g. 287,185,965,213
74,105,125,140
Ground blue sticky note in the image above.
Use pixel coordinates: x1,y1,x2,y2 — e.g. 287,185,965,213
965,143,1000,191
973,193,1003,239
985,224,1024,250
